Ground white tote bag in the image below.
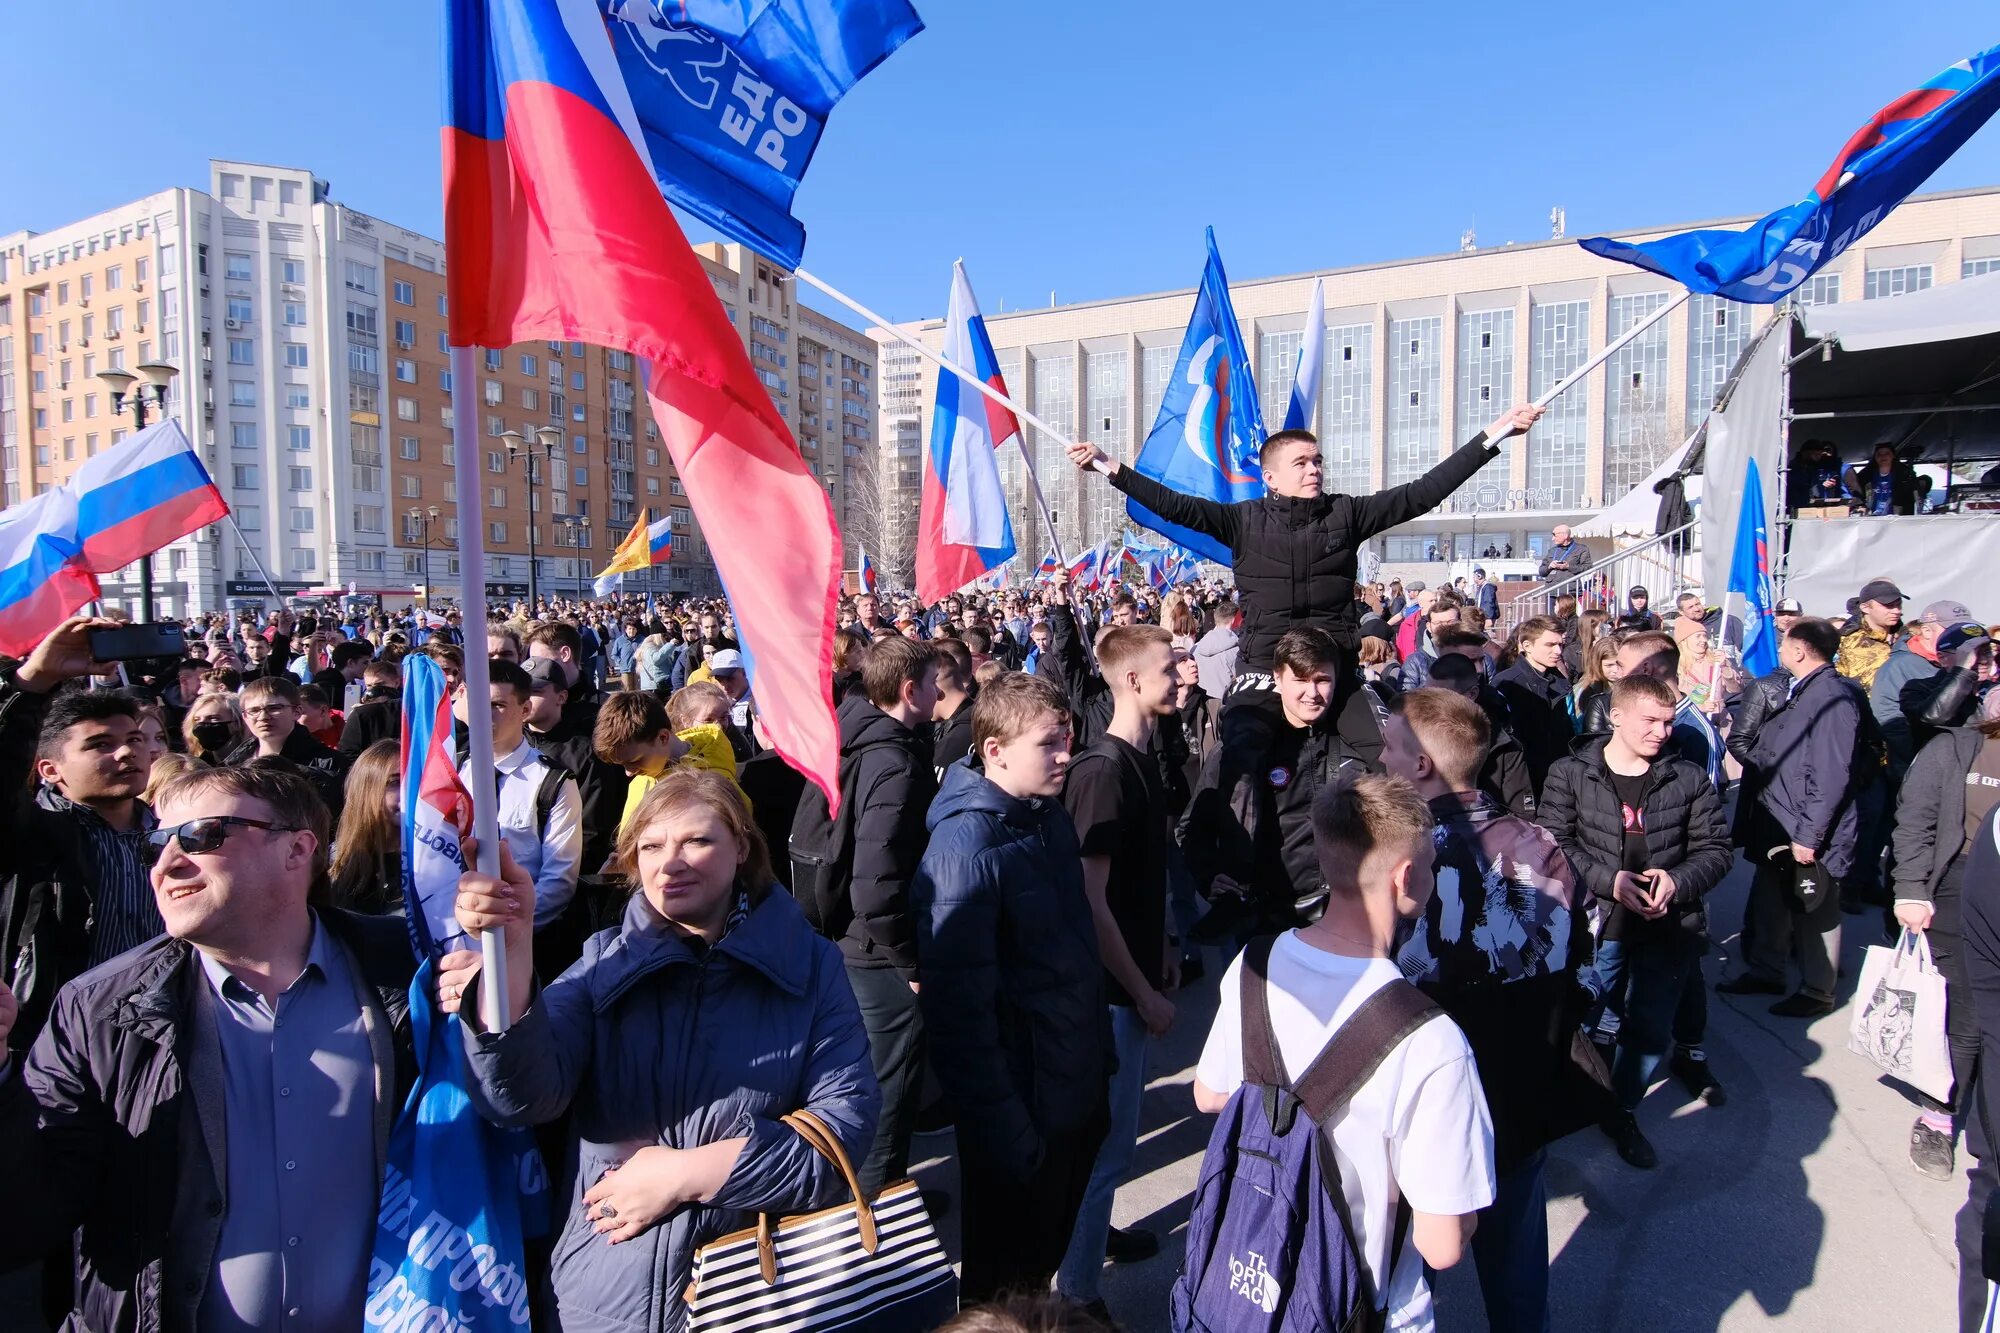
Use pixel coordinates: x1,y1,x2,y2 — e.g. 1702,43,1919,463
1848,928,1954,1103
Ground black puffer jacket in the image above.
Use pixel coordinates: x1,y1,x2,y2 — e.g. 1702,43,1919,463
1494,660,1575,794
1538,740,1734,947
912,760,1110,1175
0,911,417,1333
1110,431,1500,669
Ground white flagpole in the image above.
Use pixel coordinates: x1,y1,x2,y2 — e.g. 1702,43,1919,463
225,514,285,600
792,267,1076,564
1534,289,1691,413
448,344,510,1033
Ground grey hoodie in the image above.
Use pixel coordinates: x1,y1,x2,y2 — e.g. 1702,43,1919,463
1193,623,1240,696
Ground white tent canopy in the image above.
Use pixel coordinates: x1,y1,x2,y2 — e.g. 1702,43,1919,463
1798,268,2000,352
1575,427,1703,539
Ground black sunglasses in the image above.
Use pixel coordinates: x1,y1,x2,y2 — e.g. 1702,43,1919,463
142,816,302,867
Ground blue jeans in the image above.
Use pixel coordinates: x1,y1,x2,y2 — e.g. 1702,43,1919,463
1056,1004,1150,1302
1472,1149,1551,1333
1613,941,1701,1111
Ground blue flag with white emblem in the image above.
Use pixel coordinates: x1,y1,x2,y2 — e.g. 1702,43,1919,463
1126,228,1268,565
599,0,924,267
1580,42,2000,302
1727,459,1779,677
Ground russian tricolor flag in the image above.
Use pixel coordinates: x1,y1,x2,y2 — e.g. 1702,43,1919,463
858,548,877,593
0,488,97,658
917,262,1018,604
71,419,228,578
647,511,673,563
1036,549,1060,581
443,0,915,811
399,652,477,957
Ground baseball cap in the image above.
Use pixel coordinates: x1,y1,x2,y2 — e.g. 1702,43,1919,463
1628,584,1650,599
1774,597,1805,616
521,657,568,692
1858,578,1905,606
1920,598,1975,626
1472,566,1485,576
708,648,745,672
1938,622,1991,656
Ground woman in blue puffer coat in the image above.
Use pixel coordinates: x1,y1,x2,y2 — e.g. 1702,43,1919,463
441,769,879,1333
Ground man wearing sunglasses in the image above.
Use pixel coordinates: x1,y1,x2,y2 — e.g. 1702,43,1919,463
0,764,418,1333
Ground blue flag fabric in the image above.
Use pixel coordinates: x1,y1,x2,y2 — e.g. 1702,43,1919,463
598,0,924,267
1580,43,2000,302
1728,459,1779,677
365,962,548,1333
1126,228,1269,565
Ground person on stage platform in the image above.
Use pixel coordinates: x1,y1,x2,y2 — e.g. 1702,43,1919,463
1065,404,1542,931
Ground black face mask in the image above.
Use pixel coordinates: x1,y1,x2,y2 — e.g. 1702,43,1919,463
192,721,238,753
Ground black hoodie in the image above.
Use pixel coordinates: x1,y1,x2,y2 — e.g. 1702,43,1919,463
793,694,938,978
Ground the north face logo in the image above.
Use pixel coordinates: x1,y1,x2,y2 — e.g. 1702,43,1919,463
1228,1250,1280,1312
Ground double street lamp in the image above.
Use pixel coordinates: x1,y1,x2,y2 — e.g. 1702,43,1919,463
406,504,443,605
501,426,564,610
96,361,181,620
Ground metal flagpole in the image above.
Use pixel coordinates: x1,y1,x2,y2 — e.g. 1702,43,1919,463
224,514,285,600
449,343,510,1034
792,268,1074,565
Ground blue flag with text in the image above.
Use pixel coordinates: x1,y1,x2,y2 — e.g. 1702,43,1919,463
1580,42,2000,302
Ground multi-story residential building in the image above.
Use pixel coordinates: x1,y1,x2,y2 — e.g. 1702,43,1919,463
0,159,873,615
878,185,2000,571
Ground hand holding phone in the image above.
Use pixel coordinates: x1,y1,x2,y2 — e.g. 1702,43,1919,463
87,623,188,662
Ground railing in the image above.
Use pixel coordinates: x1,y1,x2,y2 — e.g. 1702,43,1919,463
1501,520,1700,635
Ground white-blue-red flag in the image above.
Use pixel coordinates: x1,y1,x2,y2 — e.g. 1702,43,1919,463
71,418,228,577
859,548,877,593
1067,541,1106,592
1283,278,1324,432
1582,42,2000,301
442,0,917,812
0,488,95,657
1035,549,1060,581
918,262,1019,603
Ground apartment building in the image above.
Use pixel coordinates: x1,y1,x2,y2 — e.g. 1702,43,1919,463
877,186,2000,573
0,158,874,615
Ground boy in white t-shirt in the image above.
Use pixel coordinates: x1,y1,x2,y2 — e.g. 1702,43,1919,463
1194,772,1497,1332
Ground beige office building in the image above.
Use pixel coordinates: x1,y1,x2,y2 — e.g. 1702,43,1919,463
0,160,874,615
874,185,2000,583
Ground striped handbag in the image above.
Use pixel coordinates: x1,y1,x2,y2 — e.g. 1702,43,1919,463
685,1109,958,1332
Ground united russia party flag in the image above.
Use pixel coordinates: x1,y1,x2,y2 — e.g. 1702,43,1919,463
443,0,917,810
1125,229,1267,565
1581,42,2000,301
918,261,1018,603
367,650,545,1333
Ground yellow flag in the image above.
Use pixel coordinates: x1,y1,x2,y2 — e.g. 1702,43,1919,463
596,509,653,580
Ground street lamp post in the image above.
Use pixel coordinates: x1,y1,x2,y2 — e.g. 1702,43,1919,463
559,515,590,601
502,426,564,612
407,504,442,605
96,361,180,620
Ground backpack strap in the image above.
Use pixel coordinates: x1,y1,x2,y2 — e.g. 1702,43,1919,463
1239,935,1284,1091
1291,978,1441,1126
532,761,572,838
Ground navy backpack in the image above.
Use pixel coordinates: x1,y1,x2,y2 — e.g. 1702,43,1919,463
1172,936,1442,1332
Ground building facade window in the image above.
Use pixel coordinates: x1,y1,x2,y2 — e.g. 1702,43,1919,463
1864,264,1932,300
1529,299,1591,506
1797,273,1842,307
1258,329,1303,431
1685,293,1750,429
1385,317,1442,488
1451,307,1514,512
1029,351,1076,554
1605,291,1674,502
1083,348,1129,550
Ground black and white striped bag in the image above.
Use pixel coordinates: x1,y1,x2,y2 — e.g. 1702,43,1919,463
685,1110,957,1332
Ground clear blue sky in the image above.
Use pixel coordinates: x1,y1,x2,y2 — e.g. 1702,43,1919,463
5,1,1997,323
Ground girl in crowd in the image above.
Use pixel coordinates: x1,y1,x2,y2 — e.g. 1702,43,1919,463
1572,633,1622,741
440,770,878,1333
329,740,405,915
181,693,246,766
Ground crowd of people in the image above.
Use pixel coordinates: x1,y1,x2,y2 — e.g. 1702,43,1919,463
3,406,1999,1332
